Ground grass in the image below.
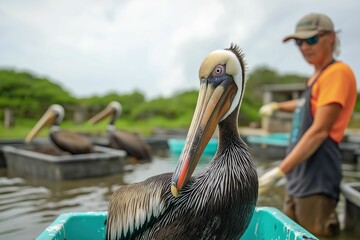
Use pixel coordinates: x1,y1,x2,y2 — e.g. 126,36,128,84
1,119,36,139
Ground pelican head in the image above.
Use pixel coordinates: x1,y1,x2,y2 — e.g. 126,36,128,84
89,101,122,126
171,44,246,197
25,104,65,143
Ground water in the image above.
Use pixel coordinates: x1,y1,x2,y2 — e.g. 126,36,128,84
0,151,359,240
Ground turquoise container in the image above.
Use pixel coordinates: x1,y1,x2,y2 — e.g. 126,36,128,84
167,138,218,155
246,133,290,146
36,207,318,240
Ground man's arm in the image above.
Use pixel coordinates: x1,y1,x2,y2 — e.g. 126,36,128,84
277,99,299,113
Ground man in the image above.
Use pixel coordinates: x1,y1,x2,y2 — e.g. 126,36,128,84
258,13,357,237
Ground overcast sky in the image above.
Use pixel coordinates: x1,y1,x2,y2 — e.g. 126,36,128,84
1,0,359,99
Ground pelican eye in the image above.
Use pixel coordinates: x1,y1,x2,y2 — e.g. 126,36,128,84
213,65,225,77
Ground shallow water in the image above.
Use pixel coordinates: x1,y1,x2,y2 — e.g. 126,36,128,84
0,151,359,240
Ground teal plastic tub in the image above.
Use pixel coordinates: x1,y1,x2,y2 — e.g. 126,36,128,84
167,138,218,155
246,133,290,146
36,207,318,240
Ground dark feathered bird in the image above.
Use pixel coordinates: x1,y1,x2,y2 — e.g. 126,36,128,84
25,104,95,154
89,101,152,161
106,44,258,240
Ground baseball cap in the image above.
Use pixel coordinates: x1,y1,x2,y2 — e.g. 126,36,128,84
283,13,335,42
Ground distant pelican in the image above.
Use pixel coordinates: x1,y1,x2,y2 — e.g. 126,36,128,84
89,101,152,161
25,104,94,154
106,44,258,240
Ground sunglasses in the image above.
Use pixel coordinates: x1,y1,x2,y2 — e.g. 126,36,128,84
295,32,327,47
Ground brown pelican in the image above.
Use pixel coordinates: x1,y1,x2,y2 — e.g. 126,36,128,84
106,44,258,240
25,104,95,154
89,101,152,161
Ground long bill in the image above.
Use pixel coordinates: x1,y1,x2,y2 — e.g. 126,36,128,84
171,76,237,197
25,110,57,143
88,106,113,125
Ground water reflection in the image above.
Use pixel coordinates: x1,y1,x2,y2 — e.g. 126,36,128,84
0,152,358,240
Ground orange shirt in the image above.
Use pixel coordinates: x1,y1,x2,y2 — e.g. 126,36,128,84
308,62,357,143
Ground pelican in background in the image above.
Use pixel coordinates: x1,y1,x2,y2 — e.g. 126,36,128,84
89,101,152,161
106,44,258,240
25,104,95,154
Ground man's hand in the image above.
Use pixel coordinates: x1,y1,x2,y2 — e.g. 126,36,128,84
259,167,285,194
259,102,279,117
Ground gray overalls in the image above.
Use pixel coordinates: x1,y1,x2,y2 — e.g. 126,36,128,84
286,60,342,201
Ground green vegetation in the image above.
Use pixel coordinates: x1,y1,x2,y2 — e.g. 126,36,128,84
0,67,359,139
0,69,76,119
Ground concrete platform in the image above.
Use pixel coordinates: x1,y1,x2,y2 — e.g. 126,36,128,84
2,143,126,180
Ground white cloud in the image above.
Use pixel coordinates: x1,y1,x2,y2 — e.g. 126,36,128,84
0,0,359,99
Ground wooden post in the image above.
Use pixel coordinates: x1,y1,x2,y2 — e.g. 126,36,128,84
73,106,85,124
4,108,14,128
261,90,273,132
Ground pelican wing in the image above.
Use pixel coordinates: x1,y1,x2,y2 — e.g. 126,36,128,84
109,130,152,160
106,173,172,240
50,131,94,154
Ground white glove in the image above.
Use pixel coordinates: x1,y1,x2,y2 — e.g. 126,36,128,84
259,102,279,117
259,167,285,194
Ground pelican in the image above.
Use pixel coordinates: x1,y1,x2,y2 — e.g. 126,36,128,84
25,104,95,154
89,101,152,161
106,44,258,240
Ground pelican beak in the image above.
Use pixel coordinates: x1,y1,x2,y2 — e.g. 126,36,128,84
88,106,113,124
171,75,238,197
25,110,57,143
